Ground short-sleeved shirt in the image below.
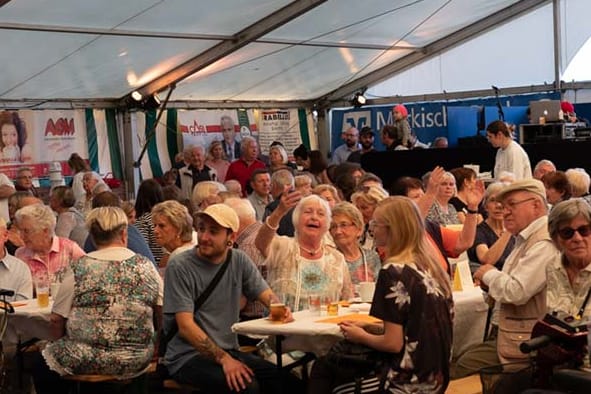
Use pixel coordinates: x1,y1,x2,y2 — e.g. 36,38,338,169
44,247,162,377
370,262,453,393
163,248,268,375
0,250,33,301
16,236,85,284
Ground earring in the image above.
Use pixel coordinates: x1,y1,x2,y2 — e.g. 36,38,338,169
226,241,233,247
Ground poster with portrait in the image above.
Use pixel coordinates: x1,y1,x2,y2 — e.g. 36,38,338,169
0,109,88,179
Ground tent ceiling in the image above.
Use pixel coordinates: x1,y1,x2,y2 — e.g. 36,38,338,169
0,0,559,108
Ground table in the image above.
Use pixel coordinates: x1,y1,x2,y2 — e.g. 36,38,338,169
7,298,53,342
233,287,488,362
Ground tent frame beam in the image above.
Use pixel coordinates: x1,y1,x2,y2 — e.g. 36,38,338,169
126,0,328,101
317,0,551,106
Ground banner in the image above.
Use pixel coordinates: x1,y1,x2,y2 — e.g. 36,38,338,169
0,109,88,179
330,92,560,151
178,109,258,153
258,109,303,156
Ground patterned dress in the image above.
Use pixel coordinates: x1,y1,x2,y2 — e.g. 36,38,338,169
370,262,453,393
43,251,162,377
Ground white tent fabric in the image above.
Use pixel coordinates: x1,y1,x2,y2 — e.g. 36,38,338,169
0,0,589,106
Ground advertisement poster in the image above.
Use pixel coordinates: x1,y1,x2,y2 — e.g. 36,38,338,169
0,109,88,179
258,109,303,156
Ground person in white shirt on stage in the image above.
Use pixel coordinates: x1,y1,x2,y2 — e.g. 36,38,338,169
486,120,532,181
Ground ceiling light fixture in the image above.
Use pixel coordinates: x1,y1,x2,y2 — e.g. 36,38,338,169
351,92,367,107
131,91,143,101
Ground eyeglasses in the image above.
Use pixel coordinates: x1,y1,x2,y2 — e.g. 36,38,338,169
368,220,388,229
503,197,536,211
557,225,591,240
329,222,355,231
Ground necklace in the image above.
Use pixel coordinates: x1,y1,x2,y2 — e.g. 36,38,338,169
299,244,322,255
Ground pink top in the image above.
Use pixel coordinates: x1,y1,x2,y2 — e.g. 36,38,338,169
205,159,230,182
16,236,85,283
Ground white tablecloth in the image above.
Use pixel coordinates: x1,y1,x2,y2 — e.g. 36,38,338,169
233,287,488,358
7,298,54,343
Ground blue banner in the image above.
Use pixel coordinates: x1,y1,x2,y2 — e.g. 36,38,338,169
330,92,560,151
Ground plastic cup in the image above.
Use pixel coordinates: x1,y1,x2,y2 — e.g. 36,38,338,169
359,281,376,303
309,294,321,315
36,285,49,308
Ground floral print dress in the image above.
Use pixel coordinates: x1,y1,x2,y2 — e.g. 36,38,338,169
370,262,454,394
43,252,161,378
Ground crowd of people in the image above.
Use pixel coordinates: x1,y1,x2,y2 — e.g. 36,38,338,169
1,104,591,394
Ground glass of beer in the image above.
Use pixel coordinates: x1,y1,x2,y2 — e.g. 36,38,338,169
269,294,286,323
35,277,50,308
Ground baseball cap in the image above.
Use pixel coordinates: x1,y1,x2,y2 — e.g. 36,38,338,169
195,204,239,232
360,126,375,137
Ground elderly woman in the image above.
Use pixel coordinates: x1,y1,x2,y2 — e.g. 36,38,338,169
268,144,291,173
192,180,227,212
313,184,341,210
309,197,453,393
425,171,461,226
467,182,516,272
33,207,162,393
49,186,88,248
15,204,85,285
152,200,195,272
330,202,381,294
350,185,389,249
542,170,571,206
256,193,353,311
547,199,591,317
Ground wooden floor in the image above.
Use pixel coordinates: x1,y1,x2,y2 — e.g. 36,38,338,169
446,374,482,394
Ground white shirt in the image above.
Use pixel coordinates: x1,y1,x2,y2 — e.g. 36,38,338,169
0,174,14,222
331,144,360,165
494,140,532,180
0,250,33,301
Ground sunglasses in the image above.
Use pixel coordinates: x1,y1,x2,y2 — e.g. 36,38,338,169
557,224,591,240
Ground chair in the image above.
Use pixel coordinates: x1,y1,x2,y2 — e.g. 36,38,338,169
63,370,149,394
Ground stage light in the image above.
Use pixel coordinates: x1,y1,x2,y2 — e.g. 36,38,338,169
131,91,143,101
142,94,161,110
351,92,367,107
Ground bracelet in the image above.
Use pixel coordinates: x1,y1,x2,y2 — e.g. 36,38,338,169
464,207,479,215
265,217,279,231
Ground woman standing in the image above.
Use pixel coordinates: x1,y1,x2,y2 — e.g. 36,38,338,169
337,197,453,393
34,207,162,393
486,120,532,180
467,183,515,271
205,140,230,182
49,186,88,248
256,193,353,311
330,202,381,295
67,153,90,204
134,179,165,265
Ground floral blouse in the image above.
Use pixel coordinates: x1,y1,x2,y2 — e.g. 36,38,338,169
43,250,162,378
426,202,461,226
265,236,353,311
370,262,454,393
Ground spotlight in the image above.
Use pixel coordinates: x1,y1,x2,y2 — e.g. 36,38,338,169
143,93,161,110
351,92,367,107
131,91,143,102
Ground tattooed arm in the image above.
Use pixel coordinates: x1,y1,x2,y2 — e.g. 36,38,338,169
176,312,253,391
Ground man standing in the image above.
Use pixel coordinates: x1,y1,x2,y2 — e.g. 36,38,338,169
163,204,292,393
347,126,375,163
178,145,218,201
225,136,266,197
220,116,240,161
486,120,532,180
247,169,272,221
453,179,559,377
331,126,360,165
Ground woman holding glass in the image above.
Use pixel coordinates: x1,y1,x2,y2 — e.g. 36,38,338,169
309,197,453,393
256,193,353,311
33,207,162,393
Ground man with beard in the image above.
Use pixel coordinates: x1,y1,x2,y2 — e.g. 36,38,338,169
347,126,376,163
163,204,297,393
331,126,360,165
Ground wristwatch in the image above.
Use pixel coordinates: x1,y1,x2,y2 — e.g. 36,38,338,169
464,207,479,215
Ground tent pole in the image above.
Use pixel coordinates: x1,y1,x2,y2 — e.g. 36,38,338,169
553,0,562,94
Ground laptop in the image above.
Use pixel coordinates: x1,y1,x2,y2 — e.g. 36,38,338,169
530,100,562,123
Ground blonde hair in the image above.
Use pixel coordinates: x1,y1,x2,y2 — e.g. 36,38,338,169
565,168,590,197
350,185,388,207
192,181,227,207
313,184,341,203
151,200,193,243
86,207,128,246
376,197,451,298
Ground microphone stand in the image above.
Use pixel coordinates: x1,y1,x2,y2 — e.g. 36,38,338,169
492,85,504,121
